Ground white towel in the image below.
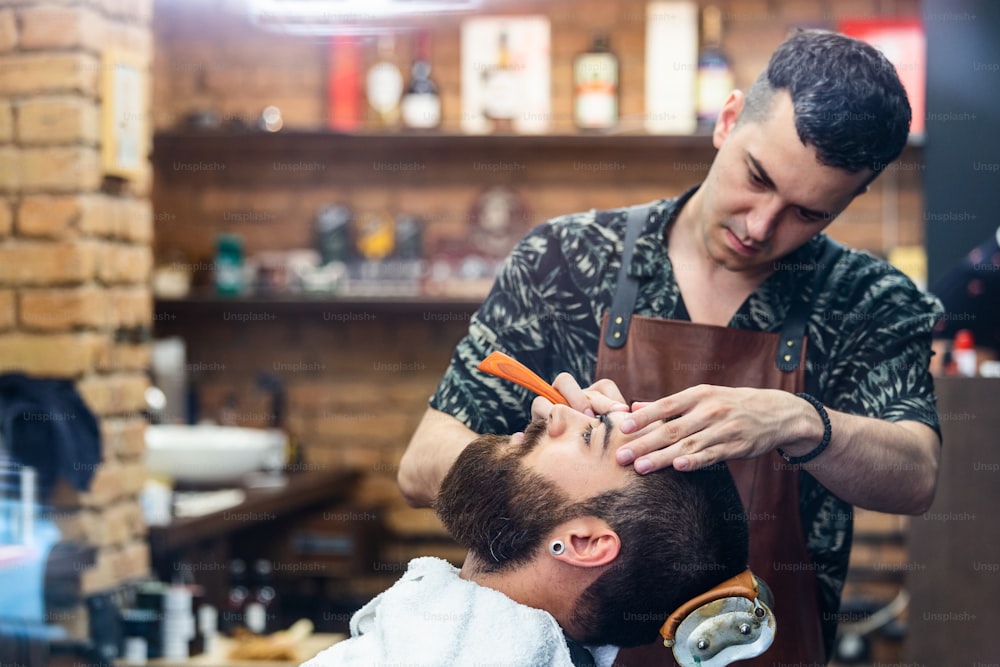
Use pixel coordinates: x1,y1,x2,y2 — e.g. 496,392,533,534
302,557,618,667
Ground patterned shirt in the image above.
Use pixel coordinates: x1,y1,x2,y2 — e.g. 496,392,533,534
430,190,944,648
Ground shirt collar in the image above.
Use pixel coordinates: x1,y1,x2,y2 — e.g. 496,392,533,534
626,185,700,279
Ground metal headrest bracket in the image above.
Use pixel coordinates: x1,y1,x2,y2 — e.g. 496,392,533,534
660,569,777,667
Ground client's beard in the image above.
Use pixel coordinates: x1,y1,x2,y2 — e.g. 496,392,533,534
436,419,574,572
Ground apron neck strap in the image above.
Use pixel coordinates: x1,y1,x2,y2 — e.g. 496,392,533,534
774,236,845,372
603,203,650,349
602,194,845,375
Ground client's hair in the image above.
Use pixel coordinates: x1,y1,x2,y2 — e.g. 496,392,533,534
436,431,748,648
570,463,748,648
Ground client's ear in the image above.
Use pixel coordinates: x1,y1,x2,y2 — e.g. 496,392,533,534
550,517,620,568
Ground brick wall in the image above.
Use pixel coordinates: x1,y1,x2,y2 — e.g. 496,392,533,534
0,0,154,611
150,0,925,658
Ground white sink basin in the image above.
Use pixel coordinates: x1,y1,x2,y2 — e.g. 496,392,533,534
144,424,287,485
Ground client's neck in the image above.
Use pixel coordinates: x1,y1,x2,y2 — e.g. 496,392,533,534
459,552,585,641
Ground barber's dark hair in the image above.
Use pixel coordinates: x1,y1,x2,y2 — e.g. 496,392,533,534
740,29,911,176
570,464,749,648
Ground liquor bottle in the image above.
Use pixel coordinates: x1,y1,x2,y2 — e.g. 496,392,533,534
481,28,518,132
696,5,734,129
401,31,441,130
365,34,404,129
573,32,619,130
221,559,249,635
328,35,362,131
355,210,396,261
244,559,278,635
953,329,978,377
315,204,354,266
214,233,245,296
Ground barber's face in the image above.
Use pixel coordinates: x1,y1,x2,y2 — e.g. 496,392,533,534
436,408,654,570
696,90,872,277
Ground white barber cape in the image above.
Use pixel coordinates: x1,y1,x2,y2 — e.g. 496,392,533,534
301,557,618,667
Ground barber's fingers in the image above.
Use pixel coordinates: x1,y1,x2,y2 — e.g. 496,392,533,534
586,378,629,411
616,386,786,474
550,373,595,416
619,385,708,433
551,374,630,416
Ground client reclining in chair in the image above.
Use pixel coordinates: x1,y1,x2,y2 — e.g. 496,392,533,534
303,405,750,667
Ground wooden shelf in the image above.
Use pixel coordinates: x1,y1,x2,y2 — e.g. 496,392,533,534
152,128,922,189
147,470,360,553
155,293,484,316
153,128,718,155
153,127,924,158
151,129,720,186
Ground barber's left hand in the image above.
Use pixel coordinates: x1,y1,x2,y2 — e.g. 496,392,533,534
615,385,816,474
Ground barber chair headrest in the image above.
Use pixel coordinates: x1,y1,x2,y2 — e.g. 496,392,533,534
660,568,776,667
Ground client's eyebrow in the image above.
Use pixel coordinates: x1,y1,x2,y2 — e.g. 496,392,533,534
600,413,613,454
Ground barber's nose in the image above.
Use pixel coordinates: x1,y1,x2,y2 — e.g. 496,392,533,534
746,198,782,242
546,404,582,438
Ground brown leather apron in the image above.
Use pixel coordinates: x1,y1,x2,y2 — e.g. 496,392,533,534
601,205,839,667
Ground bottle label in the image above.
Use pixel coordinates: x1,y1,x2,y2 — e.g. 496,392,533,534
215,260,244,294
576,93,617,129
574,53,618,128
367,62,404,114
483,69,518,120
401,93,441,128
244,602,266,634
696,65,734,121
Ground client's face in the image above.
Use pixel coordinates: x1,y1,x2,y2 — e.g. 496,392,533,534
437,407,653,570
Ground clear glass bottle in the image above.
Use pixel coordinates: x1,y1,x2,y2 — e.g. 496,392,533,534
481,29,518,132
244,558,277,635
696,5,734,129
401,30,441,130
365,34,404,129
574,32,619,130
221,559,249,635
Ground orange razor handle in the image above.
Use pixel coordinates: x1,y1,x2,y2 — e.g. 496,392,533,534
477,351,570,406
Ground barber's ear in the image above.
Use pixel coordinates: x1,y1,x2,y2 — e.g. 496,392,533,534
713,90,745,149
550,517,620,569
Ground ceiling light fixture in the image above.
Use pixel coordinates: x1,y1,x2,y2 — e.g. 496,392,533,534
245,0,482,35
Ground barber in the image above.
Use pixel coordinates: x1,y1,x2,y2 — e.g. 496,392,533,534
399,30,943,666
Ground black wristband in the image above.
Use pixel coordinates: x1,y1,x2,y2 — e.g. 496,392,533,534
777,393,832,464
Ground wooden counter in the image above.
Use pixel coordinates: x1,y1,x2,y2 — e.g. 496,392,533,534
904,377,1000,665
148,470,361,614
148,470,360,554
122,633,346,667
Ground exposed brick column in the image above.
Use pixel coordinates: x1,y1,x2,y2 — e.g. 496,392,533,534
0,0,154,612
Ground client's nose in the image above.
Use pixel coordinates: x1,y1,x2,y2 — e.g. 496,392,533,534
546,404,584,438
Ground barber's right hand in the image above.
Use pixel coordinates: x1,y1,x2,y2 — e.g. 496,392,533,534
531,374,630,429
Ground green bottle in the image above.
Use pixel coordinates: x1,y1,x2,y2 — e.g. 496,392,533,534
215,233,245,296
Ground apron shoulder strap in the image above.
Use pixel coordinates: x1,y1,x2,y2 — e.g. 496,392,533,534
603,204,650,349
774,235,846,372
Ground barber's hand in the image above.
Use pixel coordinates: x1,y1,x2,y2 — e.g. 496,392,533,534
615,385,820,474
530,373,630,422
